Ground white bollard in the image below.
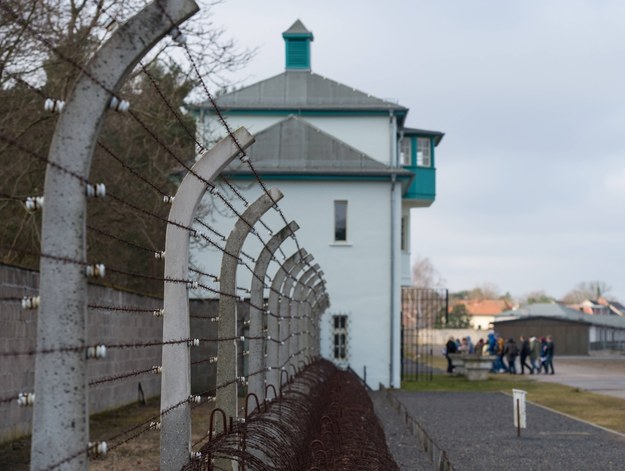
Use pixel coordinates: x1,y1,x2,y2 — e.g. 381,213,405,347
512,388,527,436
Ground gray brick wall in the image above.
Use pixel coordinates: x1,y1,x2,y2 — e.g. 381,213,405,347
0,264,223,444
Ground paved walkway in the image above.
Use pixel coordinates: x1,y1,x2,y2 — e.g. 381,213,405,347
529,353,625,399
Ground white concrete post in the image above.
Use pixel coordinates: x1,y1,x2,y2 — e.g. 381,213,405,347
160,128,255,471
290,266,319,370
278,254,313,382
32,2,198,470
248,221,299,402
266,249,306,389
215,188,284,435
294,271,323,367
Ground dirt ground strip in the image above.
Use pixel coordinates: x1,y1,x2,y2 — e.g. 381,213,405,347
0,397,214,471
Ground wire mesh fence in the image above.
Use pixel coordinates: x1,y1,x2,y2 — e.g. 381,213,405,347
401,287,448,382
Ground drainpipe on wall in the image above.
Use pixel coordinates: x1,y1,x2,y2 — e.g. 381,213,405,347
389,110,398,388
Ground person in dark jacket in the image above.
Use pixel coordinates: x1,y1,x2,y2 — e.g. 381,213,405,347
504,338,519,374
519,335,533,374
543,335,555,374
445,336,458,373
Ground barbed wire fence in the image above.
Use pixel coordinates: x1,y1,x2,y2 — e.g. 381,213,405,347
0,0,335,470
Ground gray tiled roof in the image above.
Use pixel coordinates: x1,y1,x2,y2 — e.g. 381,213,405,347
495,303,625,329
400,127,445,145
194,71,408,112
283,19,312,35
224,115,413,177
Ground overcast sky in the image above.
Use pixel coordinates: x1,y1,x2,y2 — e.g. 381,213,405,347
207,0,625,302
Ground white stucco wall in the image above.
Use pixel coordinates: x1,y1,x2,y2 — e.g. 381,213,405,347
190,179,399,388
199,113,392,165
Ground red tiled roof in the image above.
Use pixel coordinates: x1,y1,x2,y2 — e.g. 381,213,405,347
452,299,511,316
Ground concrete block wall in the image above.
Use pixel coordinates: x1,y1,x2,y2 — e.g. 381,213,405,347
0,263,241,444
0,264,39,443
0,263,167,443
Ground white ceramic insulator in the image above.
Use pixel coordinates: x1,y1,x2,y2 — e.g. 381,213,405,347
17,392,35,406
44,98,65,113
152,366,162,374
153,308,164,317
24,196,44,212
109,96,129,112
168,27,187,45
154,251,165,259
96,345,107,359
163,195,175,204
21,296,40,309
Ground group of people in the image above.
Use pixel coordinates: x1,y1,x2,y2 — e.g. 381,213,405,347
444,333,556,375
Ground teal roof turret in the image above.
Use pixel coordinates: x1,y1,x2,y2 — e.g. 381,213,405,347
283,20,314,70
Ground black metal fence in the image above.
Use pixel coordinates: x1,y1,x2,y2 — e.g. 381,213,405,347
401,287,448,382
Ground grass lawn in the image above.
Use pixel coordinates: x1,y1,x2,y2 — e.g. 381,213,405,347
402,373,625,435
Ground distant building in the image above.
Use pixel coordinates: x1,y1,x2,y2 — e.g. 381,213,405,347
494,303,625,355
451,299,512,330
568,298,625,317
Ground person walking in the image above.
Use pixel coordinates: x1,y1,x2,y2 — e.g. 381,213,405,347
445,336,458,374
496,335,507,373
529,336,540,373
504,338,519,374
539,337,548,373
519,335,533,374
543,335,555,374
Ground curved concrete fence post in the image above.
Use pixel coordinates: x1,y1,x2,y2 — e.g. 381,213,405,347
291,266,320,370
278,254,313,381
160,128,254,471
215,187,284,438
266,249,306,389
248,221,299,402
308,287,329,359
296,271,323,367
33,1,199,469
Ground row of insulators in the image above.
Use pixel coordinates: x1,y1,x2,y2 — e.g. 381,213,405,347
86,345,107,359
22,296,40,309
85,264,106,278
189,394,216,404
86,183,106,198
17,392,35,407
44,96,129,114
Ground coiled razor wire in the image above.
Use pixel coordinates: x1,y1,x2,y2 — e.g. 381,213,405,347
182,359,399,471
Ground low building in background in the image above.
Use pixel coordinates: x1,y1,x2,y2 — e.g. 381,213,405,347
494,302,625,355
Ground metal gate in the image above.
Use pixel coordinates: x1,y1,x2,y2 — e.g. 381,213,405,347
401,287,448,381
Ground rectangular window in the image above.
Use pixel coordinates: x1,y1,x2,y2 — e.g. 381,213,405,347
400,138,412,166
416,137,431,167
332,314,348,361
334,200,347,242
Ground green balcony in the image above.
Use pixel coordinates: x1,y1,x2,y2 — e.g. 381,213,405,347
398,132,439,207
403,166,436,207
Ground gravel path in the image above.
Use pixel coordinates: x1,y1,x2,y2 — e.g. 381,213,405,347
370,391,432,471
391,391,625,471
